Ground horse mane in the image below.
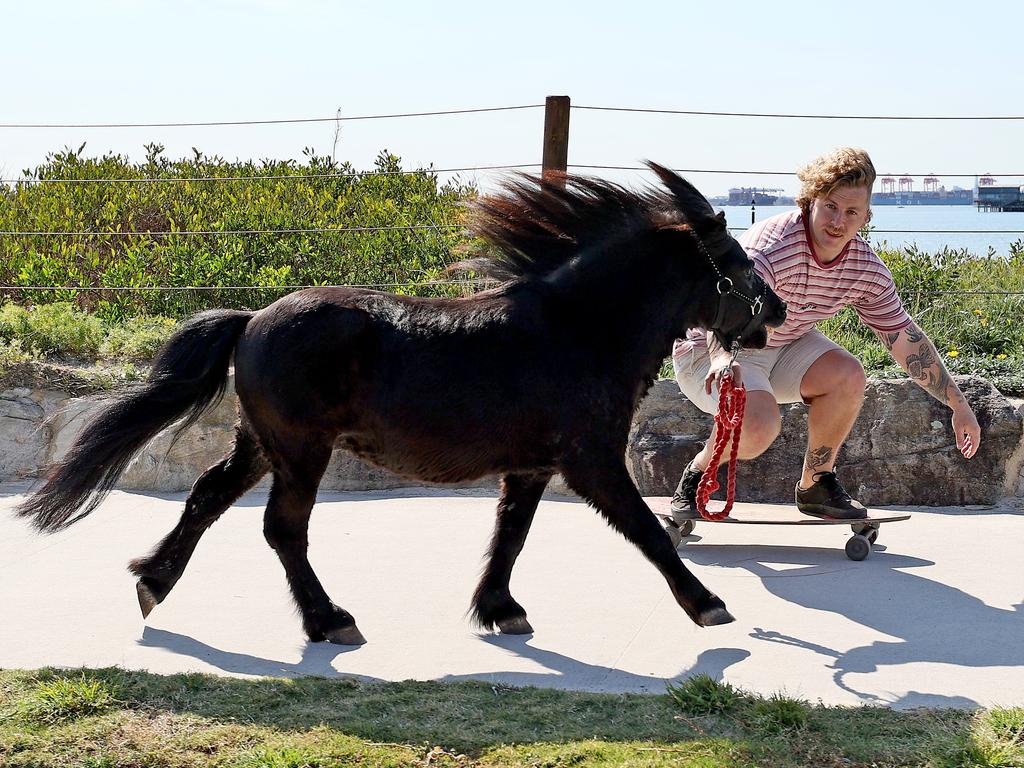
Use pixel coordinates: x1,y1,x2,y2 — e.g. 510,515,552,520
460,172,687,282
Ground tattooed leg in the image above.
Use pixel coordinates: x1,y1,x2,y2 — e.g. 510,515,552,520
804,445,834,475
798,349,867,489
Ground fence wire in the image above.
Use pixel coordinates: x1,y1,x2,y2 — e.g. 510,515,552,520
0,104,544,130
0,164,540,186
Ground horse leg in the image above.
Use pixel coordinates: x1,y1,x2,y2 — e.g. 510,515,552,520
262,445,364,645
128,425,270,617
471,472,550,634
560,452,734,627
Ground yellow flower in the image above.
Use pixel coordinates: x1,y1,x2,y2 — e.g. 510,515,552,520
997,353,1008,360
980,318,988,326
948,350,960,358
974,309,983,315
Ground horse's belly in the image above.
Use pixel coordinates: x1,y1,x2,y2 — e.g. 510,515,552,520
335,431,552,484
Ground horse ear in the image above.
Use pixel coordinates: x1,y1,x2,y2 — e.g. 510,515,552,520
646,161,715,219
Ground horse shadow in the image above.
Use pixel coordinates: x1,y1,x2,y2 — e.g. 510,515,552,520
137,626,749,693
680,543,1024,707
137,626,380,682
439,634,750,692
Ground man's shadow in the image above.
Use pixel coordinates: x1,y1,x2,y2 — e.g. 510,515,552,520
681,543,1024,706
138,626,750,693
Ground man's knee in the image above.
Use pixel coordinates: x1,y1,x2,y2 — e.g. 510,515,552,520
737,392,781,459
803,349,866,402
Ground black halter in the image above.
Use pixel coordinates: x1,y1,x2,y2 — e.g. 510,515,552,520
689,231,771,348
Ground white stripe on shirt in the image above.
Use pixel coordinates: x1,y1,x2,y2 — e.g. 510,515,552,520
674,209,911,357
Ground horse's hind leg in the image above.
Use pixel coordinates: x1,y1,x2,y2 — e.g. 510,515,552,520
128,425,270,617
471,472,550,634
560,450,734,628
262,443,364,645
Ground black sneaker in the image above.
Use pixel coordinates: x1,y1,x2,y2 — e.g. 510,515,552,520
795,471,867,520
669,462,705,523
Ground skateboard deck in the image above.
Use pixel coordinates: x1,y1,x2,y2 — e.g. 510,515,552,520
645,496,910,561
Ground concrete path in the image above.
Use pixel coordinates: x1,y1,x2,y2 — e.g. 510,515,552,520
1,485,1021,709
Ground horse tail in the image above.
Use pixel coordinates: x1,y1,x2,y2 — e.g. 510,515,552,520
17,309,253,533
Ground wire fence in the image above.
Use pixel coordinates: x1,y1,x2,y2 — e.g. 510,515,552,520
4,164,1021,187
0,164,541,186
2,98,1022,311
0,104,545,130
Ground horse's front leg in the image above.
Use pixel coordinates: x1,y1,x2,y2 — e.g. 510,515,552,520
560,451,734,627
471,472,551,634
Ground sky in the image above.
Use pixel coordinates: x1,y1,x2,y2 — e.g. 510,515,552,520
3,0,1023,198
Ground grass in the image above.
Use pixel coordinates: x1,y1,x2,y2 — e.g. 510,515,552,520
1,668,1021,767
12,673,118,725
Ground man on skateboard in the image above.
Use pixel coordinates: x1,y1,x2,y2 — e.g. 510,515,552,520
670,147,982,522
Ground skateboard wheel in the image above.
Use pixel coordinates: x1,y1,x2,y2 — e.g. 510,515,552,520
678,520,696,537
851,523,879,544
845,534,871,561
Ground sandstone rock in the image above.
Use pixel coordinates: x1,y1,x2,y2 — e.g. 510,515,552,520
628,376,1023,506
0,389,48,479
2,370,1022,506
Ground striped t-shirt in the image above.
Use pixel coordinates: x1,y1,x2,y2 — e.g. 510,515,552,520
674,209,912,356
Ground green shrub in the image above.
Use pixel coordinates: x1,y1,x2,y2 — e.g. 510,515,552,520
0,337,38,366
98,314,177,360
0,302,31,339
0,144,475,320
0,302,105,356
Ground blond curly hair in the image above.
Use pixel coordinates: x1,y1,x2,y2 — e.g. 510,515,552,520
795,147,876,216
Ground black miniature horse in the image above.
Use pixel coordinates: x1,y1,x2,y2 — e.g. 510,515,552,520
17,163,786,644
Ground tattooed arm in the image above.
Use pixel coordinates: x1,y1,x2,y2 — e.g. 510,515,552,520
878,322,981,458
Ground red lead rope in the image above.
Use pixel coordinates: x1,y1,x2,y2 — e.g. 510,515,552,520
695,374,746,521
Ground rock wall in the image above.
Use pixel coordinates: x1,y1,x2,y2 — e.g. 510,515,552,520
629,378,1023,506
2,368,1022,506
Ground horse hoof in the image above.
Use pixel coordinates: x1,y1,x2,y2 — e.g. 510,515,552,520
699,606,736,627
136,581,159,619
497,616,534,635
325,625,367,645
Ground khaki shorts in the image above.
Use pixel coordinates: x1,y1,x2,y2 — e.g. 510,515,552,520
673,330,842,415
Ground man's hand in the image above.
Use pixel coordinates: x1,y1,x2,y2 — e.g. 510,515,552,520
704,357,743,395
952,404,981,459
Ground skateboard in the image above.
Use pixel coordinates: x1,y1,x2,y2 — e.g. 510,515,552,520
646,496,910,561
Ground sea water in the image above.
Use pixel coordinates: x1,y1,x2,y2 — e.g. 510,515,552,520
719,205,1024,257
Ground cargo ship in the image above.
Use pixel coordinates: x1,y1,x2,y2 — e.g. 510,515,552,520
871,189,973,206
872,176,973,205
720,187,796,206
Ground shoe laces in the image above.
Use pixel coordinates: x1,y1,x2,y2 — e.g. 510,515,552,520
674,465,704,502
811,471,851,502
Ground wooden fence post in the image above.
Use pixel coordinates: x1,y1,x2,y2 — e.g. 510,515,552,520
542,95,570,187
